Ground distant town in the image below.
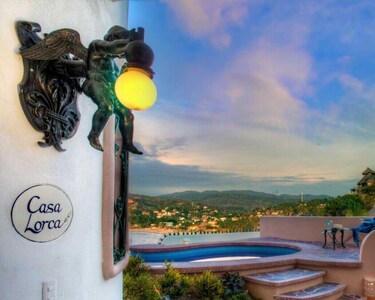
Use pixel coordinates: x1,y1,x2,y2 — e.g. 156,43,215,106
129,195,259,232
129,168,375,232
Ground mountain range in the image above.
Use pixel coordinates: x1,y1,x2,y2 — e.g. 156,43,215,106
156,190,330,211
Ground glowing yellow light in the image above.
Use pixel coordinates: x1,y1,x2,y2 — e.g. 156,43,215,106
115,68,157,111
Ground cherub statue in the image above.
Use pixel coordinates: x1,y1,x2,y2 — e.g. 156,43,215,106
82,26,142,153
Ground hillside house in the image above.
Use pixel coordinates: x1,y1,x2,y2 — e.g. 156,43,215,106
351,167,375,195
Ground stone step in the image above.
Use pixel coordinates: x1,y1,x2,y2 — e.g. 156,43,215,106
274,282,346,300
244,268,326,287
338,296,365,300
243,268,327,300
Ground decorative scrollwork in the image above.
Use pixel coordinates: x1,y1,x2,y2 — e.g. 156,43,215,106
113,195,126,264
16,21,84,151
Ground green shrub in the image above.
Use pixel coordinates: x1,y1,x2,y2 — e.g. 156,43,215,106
158,262,192,299
123,272,160,300
123,255,161,300
361,195,375,211
221,272,252,300
123,256,255,300
193,270,224,299
125,254,150,277
324,195,367,216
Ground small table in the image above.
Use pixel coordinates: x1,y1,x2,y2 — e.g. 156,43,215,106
322,228,351,250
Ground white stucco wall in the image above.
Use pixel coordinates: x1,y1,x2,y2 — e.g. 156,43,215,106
0,1,128,299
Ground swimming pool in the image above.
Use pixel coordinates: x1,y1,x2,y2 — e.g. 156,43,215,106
131,244,299,263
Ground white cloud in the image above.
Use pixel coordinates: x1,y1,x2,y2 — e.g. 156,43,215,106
236,39,313,95
201,37,313,133
338,74,364,91
312,72,375,140
222,73,306,130
162,0,249,47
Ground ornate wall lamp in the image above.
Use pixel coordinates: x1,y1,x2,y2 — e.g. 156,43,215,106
16,21,156,152
16,21,157,278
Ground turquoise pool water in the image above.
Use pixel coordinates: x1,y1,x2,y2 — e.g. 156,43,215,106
131,245,299,263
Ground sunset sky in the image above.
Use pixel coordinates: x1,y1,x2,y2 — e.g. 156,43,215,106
127,0,375,196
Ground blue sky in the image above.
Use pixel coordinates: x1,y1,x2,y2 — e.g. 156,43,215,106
127,0,375,196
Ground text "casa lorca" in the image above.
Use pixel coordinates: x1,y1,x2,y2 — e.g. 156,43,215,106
25,195,64,234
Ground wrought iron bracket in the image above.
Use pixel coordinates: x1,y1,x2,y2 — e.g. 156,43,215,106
16,21,84,151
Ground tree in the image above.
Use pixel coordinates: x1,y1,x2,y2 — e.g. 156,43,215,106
324,195,366,216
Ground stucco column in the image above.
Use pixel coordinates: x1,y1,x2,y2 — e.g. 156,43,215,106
0,1,129,299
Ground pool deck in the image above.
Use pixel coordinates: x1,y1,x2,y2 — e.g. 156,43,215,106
129,237,361,274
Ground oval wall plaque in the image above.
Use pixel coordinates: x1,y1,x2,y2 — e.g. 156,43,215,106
11,184,73,243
